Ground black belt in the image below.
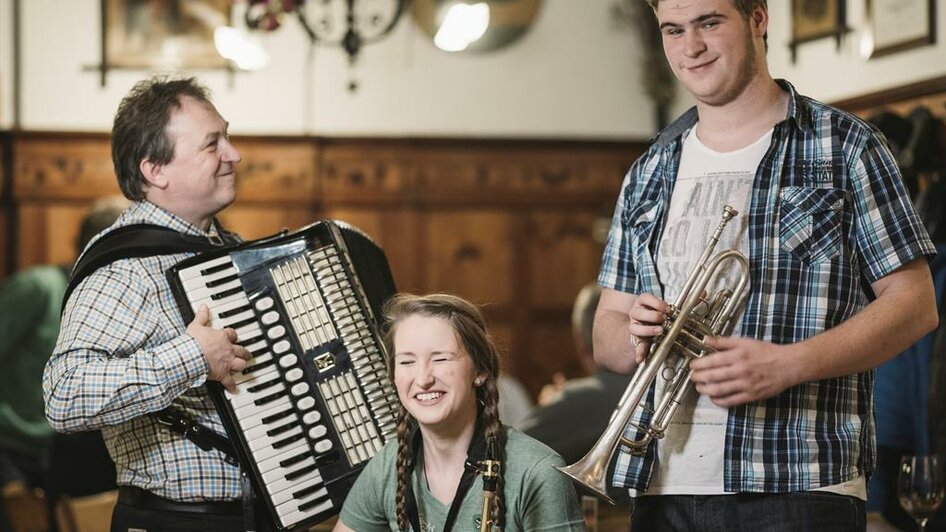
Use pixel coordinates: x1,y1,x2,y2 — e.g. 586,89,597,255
117,486,244,516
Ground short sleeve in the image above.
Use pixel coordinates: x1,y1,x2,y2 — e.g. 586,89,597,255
518,453,587,531
850,131,936,283
338,445,396,531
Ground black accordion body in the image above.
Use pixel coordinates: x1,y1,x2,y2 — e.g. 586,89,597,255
167,220,400,531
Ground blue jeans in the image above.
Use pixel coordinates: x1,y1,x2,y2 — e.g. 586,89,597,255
630,492,866,532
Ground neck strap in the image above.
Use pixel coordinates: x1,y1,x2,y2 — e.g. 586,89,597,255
405,423,488,532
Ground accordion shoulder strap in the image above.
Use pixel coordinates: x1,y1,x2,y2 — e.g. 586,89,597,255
63,223,229,314
62,223,239,461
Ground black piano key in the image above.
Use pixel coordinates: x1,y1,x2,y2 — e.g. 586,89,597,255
292,480,327,500
219,305,251,319
212,287,243,300
267,421,300,437
279,451,313,469
243,359,276,375
261,409,295,425
272,432,305,450
297,490,332,512
254,389,289,407
247,378,281,394
230,316,258,330
206,273,240,288
285,464,318,482
200,262,232,276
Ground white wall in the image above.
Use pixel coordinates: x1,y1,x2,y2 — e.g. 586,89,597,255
2,1,945,138
9,0,652,138
767,1,946,102
0,0,13,129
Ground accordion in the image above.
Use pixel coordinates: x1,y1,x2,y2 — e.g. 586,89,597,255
167,220,400,531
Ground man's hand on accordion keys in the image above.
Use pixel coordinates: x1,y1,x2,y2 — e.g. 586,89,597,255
187,304,253,393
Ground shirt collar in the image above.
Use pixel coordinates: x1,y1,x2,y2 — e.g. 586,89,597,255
653,79,811,148
124,200,217,238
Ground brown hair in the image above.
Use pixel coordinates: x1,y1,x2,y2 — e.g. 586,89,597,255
382,293,506,531
646,0,768,48
111,75,213,200
645,0,766,16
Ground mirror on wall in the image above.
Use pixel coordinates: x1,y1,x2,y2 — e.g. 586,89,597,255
412,0,543,53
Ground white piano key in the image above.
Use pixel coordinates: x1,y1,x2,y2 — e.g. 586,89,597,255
229,380,286,411
273,479,328,516
261,456,316,485
247,424,303,453
186,279,243,303
176,255,233,281
266,469,321,500
277,492,333,527
256,445,312,477
249,434,309,463
181,266,238,290
234,396,293,431
242,414,299,443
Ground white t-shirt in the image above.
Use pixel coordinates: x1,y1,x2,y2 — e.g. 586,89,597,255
638,126,866,500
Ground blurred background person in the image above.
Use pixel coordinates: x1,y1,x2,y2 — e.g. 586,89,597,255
518,283,629,466
0,196,126,532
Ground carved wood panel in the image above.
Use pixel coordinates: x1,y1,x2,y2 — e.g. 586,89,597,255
16,202,91,269
423,210,516,305
232,139,319,204
217,205,317,241
4,132,640,401
13,135,118,200
527,211,605,308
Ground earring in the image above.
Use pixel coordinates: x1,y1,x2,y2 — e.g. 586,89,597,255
473,378,483,386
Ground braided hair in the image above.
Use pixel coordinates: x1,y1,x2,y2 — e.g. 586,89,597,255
383,293,507,531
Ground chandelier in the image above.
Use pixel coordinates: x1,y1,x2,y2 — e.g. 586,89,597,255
244,0,408,65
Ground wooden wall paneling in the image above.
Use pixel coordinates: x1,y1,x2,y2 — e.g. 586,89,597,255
319,141,414,206
232,137,319,204
15,201,96,270
13,134,118,200
527,210,605,308
833,76,946,121
423,209,516,306
216,205,318,241
526,319,586,398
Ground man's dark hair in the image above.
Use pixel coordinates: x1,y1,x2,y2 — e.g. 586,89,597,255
111,76,212,200
645,0,766,16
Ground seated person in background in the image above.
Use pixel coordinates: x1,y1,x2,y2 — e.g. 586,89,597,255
518,283,629,465
0,197,125,532
335,293,586,531
497,372,533,426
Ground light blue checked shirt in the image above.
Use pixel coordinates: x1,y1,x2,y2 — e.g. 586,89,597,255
599,80,936,493
43,201,242,502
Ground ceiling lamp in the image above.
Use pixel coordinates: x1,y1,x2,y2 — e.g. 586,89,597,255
244,0,408,65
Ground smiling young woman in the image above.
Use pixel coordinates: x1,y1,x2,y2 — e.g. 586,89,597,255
334,293,586,532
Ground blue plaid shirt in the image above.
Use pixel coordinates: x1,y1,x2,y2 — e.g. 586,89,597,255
599,80,936,493
43,201,241,502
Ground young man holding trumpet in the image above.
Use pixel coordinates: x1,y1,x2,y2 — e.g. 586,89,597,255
590,0,937,529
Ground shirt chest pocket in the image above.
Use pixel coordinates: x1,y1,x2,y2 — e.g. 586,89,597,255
779,186,846,264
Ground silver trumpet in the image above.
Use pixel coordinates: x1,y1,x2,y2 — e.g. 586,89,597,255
558,205,750,503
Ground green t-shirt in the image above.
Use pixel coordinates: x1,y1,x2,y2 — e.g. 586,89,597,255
0,266,65,455
339,428,587,531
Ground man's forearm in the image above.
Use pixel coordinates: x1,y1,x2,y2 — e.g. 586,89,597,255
787,259,937,385
593,309,638,374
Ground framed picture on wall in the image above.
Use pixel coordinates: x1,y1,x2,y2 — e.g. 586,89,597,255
788,0,849,63
866,0,936,58
103,0,231,69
